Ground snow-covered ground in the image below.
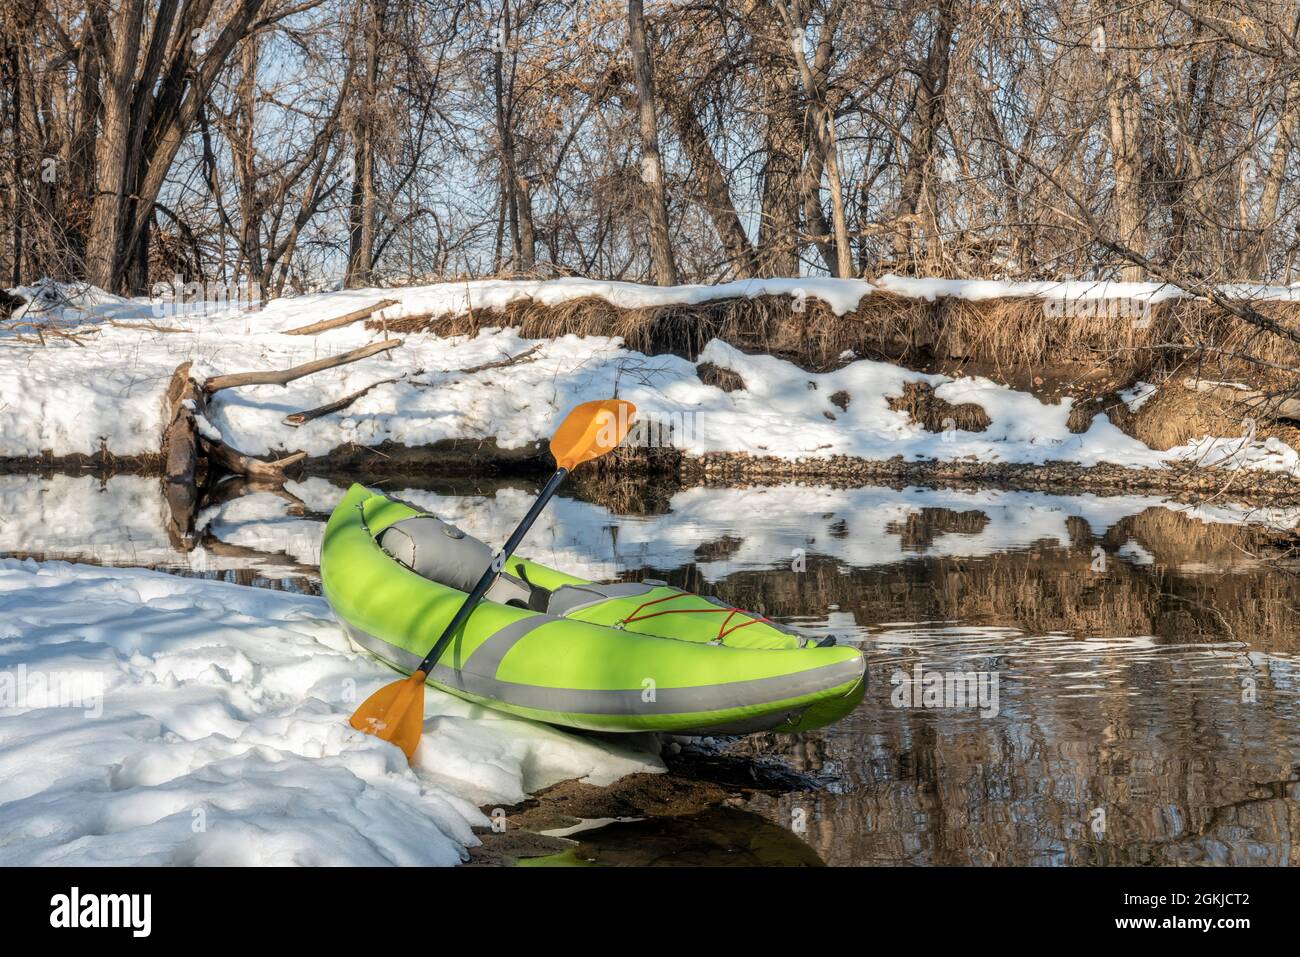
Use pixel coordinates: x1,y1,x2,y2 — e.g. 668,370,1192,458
2,279,1297,475
0,558,661,865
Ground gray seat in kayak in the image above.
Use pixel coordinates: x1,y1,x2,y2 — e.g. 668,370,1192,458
377,515,531,607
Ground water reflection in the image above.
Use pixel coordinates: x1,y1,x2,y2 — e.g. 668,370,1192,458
519,808,826,867
2,473,1297,865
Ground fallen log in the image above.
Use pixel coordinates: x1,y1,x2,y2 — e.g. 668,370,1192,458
161,361,200,545
281,298,399,336
1183,377,1300,421
203,337,402,394
161,359,312,541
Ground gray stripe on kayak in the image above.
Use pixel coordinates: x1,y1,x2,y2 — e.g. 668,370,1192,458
341,621,864,717
547,581,659,617
464,614,554,676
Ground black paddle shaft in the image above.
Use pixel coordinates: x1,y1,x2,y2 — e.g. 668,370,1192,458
415,467,569,675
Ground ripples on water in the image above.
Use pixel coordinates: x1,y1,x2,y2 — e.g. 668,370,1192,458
3,473,1297,865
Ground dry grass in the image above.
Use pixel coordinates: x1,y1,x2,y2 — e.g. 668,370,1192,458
1066,392,1137,434
888,381,992,433
696,361,746,392
1124,378,1300,452
375,291,929,370
1130,384,1241,450
373,289,1300,385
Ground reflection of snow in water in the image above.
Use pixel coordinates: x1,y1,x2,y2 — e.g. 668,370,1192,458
326,482,1300,584
2,476,1296,588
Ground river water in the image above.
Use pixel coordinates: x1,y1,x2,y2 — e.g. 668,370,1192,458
3,472,1297,865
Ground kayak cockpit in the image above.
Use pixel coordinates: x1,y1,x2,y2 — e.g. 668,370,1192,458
376,513,549,611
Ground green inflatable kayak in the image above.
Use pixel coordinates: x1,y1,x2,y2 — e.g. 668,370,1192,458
322,484,865,734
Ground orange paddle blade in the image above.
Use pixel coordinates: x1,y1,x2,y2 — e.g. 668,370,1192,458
549,399,636,471
349,670,427,762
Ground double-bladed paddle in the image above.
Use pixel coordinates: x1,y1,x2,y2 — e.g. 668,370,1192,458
349,398,636,761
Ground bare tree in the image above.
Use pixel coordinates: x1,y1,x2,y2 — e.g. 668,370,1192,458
626,0,677,284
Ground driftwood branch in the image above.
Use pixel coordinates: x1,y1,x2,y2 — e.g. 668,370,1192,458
203,337,402,393
283,374,412,427
0,318,99,346
281,298,399,336
200,438,308,480
455,343,543,374
105,318,188,333
408,344,543,387
1183,378,1300,421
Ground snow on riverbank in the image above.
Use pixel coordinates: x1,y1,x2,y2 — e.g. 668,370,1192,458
0,558,660,865
2,279,1297,475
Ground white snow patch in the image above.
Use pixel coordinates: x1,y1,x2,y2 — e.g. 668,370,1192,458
1120,381,1158,412
1116,539,1156,566
192,413,222,442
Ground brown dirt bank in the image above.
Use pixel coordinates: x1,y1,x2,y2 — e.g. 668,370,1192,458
5,442,1298,504
370,291,1300,488
0,450,164,475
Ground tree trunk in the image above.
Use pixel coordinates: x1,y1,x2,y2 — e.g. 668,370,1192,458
661,78,756,277
783,0,851,276
4,35,23,285
627,0,678,285
85,0,145,290
235,34,262,283
491,3,534,274
1248,77,1298,278
754,2,802,277
1100,4,1146,281
893,0,956,272
346,0,383,287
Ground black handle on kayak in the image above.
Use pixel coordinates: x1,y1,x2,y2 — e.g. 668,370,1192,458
415,467,569,676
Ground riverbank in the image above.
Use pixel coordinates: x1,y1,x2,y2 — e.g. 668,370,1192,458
3,278,1299,502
